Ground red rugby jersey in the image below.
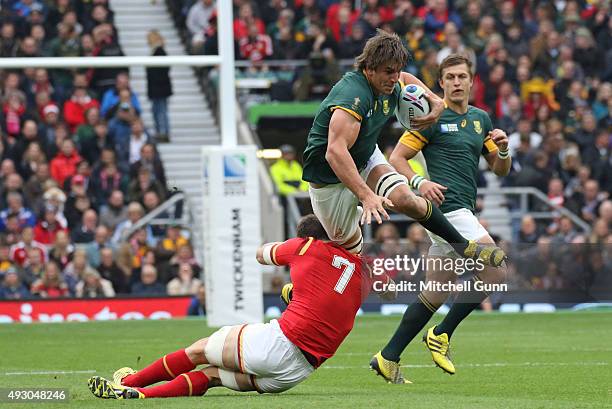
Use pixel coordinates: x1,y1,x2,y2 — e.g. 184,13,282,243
271,237,372,364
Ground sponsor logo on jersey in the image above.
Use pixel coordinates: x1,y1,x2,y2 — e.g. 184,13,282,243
383,99,390,115
473,120,482,134
352,97,360,111
440,123,459,132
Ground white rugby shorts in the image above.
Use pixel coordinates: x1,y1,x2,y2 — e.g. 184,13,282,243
426,208,489,257
238,319,314,393
309,146,390,244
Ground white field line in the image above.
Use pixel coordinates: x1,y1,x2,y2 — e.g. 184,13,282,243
323,361,610,369
3,370,97,376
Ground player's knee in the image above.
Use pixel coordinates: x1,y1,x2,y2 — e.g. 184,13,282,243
374,172,407,199
395,193,422,218
203,326,232,367
186,338,208,365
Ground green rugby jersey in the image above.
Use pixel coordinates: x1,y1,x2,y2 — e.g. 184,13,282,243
399,105,498,213
302,71,401,184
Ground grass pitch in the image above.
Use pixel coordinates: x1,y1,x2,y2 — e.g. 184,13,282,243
1,311,611,409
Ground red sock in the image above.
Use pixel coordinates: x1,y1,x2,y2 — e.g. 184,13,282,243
123,349,196,387
137,371,209,398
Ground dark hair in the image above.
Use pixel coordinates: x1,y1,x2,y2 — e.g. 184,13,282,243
355,29,409,72
296,214,329,240
438,54,474,79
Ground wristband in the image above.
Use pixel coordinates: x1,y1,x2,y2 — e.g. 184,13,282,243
497,148,510,159
409,174,426,190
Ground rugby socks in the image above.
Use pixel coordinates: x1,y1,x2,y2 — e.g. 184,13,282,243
416,200,469,252
381,293,438,362
434,277,488,339
137,371,209,398
123,349,196,387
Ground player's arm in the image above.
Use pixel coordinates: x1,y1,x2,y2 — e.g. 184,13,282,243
399,71,444,130
364,263,397,301
256,242,283,265
391,132,447,206
484,129,512,177
326,108,392,224
256,238,307,266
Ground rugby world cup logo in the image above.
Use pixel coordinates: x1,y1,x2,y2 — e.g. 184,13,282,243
223,154,247,196
402,85,426,117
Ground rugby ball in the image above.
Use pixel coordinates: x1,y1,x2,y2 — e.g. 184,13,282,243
396,84,430,130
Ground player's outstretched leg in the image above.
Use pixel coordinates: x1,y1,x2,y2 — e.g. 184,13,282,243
116,348,198,387
366,166,506,267
425,266,506,374
116,325,242,388
89,369,211,399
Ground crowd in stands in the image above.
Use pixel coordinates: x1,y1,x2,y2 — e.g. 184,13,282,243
170,0,611,291
0,0,203,301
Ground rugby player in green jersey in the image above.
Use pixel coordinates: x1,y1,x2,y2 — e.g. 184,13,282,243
302,30,505,264
370,54,511,383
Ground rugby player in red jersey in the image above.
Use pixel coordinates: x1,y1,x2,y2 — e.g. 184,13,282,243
87,214,394,399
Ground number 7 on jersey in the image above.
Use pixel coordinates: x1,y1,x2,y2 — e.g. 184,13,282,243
332,255,355,294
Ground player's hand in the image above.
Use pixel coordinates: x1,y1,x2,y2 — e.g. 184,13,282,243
411,93,444,130
489,129,509,151
419,180,447,206
378,277,398,301
360,193,393,225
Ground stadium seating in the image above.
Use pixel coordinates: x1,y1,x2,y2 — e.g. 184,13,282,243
0,0,203,301
171,0,610,292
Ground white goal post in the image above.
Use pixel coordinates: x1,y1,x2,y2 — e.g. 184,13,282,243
0,2,265,325
0,0,238,147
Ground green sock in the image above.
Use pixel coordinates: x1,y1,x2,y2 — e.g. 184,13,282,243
381,294,438,362
417,200,469,253
434,278,488,339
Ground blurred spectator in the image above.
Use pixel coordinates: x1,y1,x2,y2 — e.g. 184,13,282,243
100,72,141,119
270,144,308,196
125,119,151,168
50,139,81,187
75,269,115,298
130,143,167,187
33,204,68,246
62,248,91,292
31,261,69,298
518,215,540,244
0,192,36,231
111,201,155,246
85,225,112,268
20,247,46,288
47,230,74,271
127,167,165,205
238,24,273,68
146,30,172,142
233,2,265,42
293,50,340,100
99,189,127,231
423,0,462,41
76,106,101,146
131,263,165,295
187,283,206,316
9,226,46,267
63,82,100,133
80,122,112,166
24,163,51,214
0,267,30,299
71,208,98,244
97,246,129,294
169,243,201,277
167,262,203,295
186,0,216,51
155,224,188,261
507,118,542,156
89,23,126,95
